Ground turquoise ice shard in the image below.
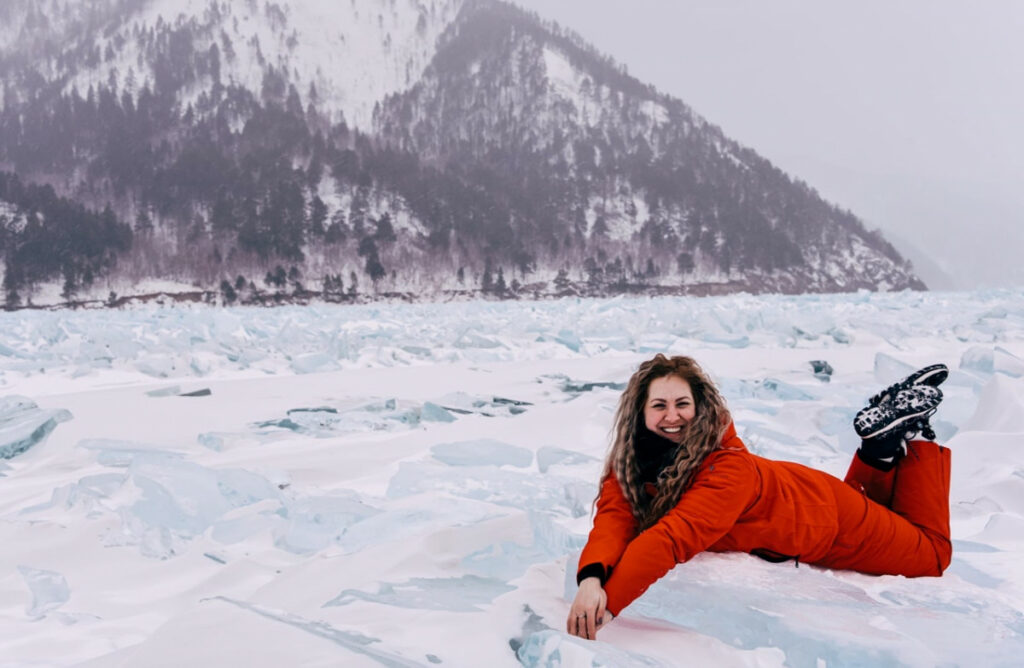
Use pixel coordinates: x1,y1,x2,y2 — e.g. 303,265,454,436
0,395,72,459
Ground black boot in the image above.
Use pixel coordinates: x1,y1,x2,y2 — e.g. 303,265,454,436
854,385,942,440
857,430,909,471
868,363,948,407
854,381,944,471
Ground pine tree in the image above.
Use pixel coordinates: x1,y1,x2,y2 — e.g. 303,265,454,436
220,279,237,303
554,268,571,292
365,251,386,283
309,196,328,237
481,258,494,293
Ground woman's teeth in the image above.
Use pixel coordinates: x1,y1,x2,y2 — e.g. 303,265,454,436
661,426,681,433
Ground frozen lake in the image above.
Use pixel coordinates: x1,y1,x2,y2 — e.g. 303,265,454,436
2,290,1023,666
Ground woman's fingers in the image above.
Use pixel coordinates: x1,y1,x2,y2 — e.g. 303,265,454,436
575,611,588,639
567,584,608,639
586,607,597,639
568,609,593,639
567,609,614,639
567,609,583,638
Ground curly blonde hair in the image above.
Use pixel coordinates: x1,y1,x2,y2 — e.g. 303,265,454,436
600,354,732,531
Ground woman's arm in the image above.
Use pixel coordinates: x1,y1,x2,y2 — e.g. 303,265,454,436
577,473,638,584
566,473,635,639
602,451,760,615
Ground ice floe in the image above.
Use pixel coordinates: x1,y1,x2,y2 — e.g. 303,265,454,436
0,289,1022,666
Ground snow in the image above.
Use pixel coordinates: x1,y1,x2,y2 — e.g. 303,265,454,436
55,0,464,130
20,278,202,308
0,201,21,223
1,289,1023,666
542,45,668,135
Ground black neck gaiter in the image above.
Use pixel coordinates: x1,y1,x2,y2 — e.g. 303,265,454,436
633,427,680,484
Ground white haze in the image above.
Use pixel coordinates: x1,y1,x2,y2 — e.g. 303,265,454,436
512,0,1024,291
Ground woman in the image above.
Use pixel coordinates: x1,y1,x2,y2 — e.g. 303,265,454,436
567,355,951,641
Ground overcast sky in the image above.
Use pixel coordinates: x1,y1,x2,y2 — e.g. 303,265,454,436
511,0,1024,289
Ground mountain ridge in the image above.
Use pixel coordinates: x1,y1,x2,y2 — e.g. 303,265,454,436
0,0,924,309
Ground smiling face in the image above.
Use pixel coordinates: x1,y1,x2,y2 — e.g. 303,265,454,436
643,374,697,441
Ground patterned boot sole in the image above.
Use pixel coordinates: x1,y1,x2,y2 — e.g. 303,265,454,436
855,385,943,439
869,363,949,407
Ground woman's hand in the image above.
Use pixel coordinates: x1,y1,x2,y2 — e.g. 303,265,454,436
567,577,613,640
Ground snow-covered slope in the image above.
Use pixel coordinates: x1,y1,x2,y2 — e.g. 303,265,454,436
374,2,921,293
1,289,1023,665
0,0,923,300
3,0,464,129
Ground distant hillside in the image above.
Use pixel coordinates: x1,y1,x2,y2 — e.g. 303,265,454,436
0,0,923,308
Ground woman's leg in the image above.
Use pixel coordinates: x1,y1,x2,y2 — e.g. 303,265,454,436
886,441,952,569
824,364,952,576
821,441,952,576
844,446,898,507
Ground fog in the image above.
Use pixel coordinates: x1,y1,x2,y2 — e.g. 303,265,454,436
512,0,1024,289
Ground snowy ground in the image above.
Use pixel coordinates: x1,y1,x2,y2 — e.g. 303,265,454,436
1,290,1023,667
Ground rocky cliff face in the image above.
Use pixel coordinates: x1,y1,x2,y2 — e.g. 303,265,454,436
0,0,922,308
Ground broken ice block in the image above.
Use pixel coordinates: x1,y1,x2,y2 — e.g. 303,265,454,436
994,347,1024,377
289,352,341,374
536,446,597,473
809,360,833,382
0,396,72,459
275,494,381,553
436,392,532,417
961,346,994,374
135,355,177,377
516,630,662,666
421,402,456,423
554,329,583,352
453,330,504,349
179,388,212,397
146,385,182,397
324,575,514,612
873,352,916,385
431,440,533,468
18,566,69,618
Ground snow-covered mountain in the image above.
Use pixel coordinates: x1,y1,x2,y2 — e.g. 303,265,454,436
0,0,923,308
0,0,463,129
374,2,919,294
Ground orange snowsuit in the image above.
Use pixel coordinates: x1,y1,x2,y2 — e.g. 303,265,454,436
579,422,952,616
